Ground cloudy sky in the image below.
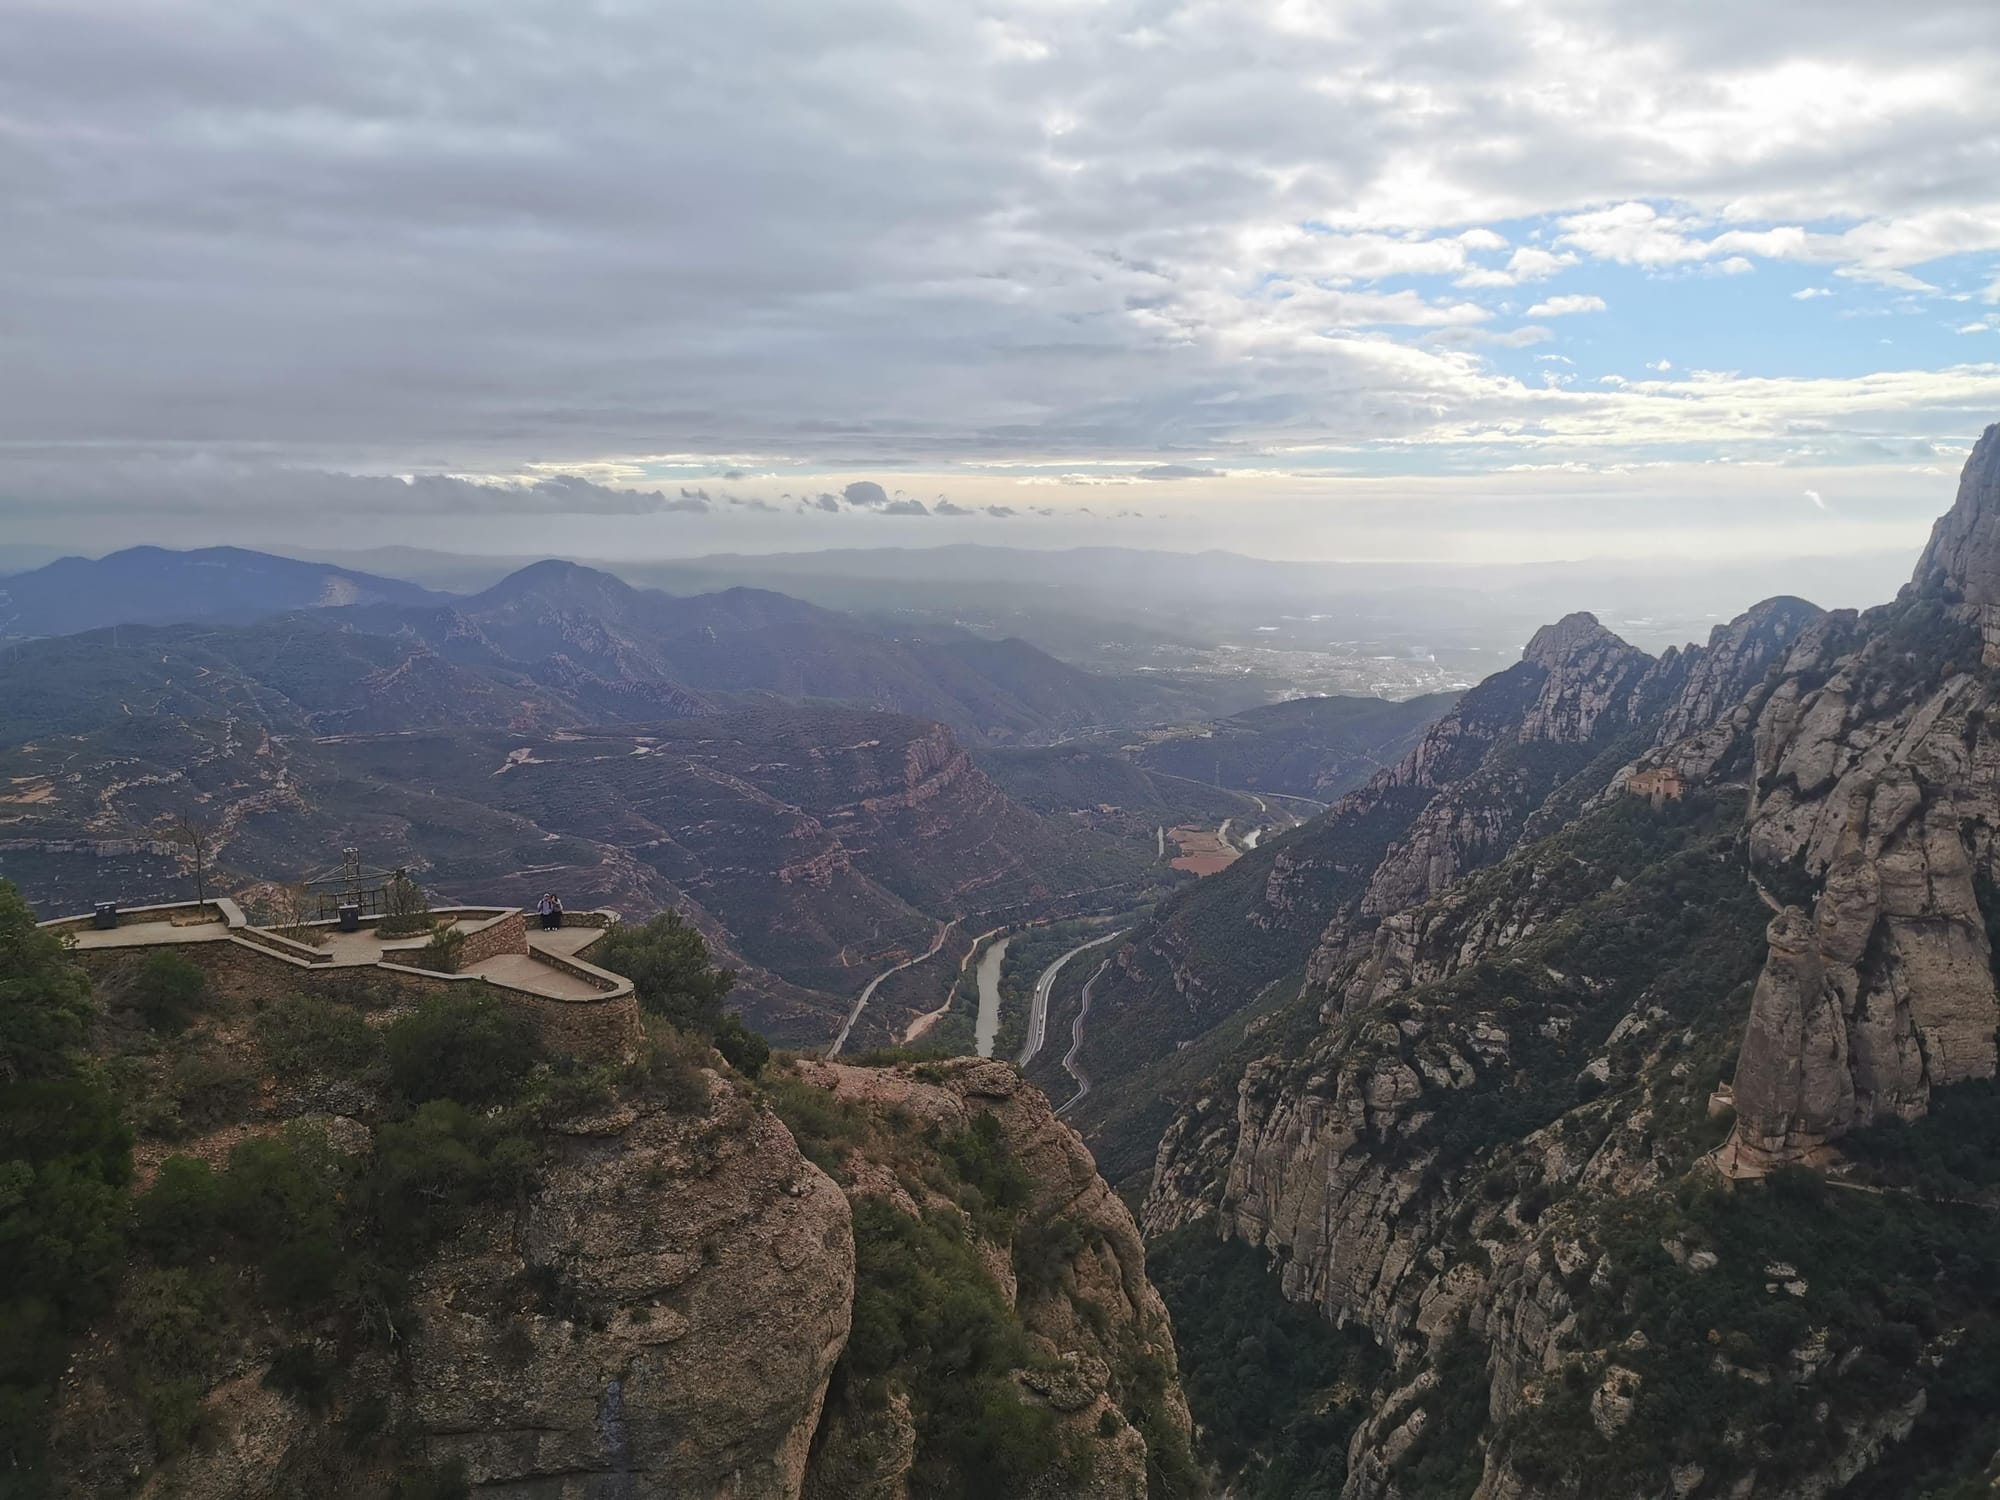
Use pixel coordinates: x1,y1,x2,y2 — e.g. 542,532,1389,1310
5,0,2000,573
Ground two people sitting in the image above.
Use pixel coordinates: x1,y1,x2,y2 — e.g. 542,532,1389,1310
536,892,565,930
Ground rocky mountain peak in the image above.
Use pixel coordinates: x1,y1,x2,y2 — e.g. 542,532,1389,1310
1521,610,1623,668
1910,422,2000,604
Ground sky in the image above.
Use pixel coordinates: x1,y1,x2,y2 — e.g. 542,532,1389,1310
4,0,2000,577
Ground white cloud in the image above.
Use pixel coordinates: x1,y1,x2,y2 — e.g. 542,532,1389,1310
1505,247,1579,282
4,0,2000,555
1804,488,1827,510
1793,287,1833,300
1526,294,1608,317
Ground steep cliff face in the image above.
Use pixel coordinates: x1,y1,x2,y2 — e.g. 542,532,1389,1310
408,1092,854,1498
1721,436,2000,1168
1132,433,2000,1499
787,1058,1194,1500
50,1070,856,1500
1910,421,2000,607
39,952,1188,1500
1073,618,1666,1101
1308,613,1664,997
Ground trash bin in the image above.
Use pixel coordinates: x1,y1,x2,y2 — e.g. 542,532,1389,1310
93,902,119,931
337,904,361,933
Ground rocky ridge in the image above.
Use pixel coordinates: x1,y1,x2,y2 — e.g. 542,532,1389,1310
1128,427,2000,1498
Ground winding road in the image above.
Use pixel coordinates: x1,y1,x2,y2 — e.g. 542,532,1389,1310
826,920,953,1058
1054,953,1116,1119
1019,927,1126,1066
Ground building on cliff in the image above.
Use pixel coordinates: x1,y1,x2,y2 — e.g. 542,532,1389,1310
41,897,641,1060
1626,765,1686,805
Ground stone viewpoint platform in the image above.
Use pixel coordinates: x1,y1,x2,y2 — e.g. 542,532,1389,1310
42,898,642,1060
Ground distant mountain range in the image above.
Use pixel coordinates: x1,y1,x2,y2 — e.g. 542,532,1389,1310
0,545,444,637
0,545,1258,745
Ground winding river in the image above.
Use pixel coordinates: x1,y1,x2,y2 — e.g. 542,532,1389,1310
973,934,1013,1058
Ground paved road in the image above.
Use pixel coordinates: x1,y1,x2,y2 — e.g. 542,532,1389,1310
827,921,953,1058
1020,927,1125,1066
1054,953,1116,1119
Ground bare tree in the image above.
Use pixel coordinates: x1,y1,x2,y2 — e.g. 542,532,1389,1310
168,807,213,907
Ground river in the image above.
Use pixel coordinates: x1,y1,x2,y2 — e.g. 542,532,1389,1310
973,934,1013,1058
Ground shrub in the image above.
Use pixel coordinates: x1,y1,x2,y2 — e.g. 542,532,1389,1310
936,1113,1032,1236
127,951,207,1032
222,1131,348,1312
160,1041,260,1134
133,1156,224,1264
376,872,435,939
385,991,540,1107
365,1101,536,1261
262,1342,338,1411
119,1267,226,1382
627,1024,713,1114
713,1013,770,1078
0,886,131,1486
406,926,466,975
256,995,380,1079
764,1073,869,1174
592,911,737,1034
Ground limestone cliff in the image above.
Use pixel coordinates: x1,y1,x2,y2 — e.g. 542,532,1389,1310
49,1070,856,1500
43,974,1185,1499
1128,433,2000,1497
1721,432,2000,1167
788,1057,1195,1500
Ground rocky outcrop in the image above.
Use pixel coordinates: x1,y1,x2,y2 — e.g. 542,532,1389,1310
1306,615,1663,997
1910,422,2000,607
1516,612,1658,743
411,1089,854,1498
50,1076,857,1500
796,1058,1192,1499
1651,595,1824,750
1721,439,2000,1168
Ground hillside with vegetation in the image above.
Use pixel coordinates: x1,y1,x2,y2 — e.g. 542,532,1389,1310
1133,691,1459,801
0,887,1192,1498
1059,428,2000,1497
0,612,1174,1047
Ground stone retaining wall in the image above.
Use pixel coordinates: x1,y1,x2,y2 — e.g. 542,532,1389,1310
456,910,527,966
70,931,641,1062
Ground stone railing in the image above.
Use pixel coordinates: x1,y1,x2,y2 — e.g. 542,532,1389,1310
232,924,335,964
527,944,624,994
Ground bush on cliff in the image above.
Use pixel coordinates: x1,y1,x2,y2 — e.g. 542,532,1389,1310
593,909,737,1034
406,925,465,974
385,990,540,1107
126,950,208,1033
0,880,132,1485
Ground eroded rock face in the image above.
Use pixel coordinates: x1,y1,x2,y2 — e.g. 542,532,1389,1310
1725,592,2000,1168
49,1079,856,1500
1651,595,1825,749
412,1088,855,1498
1911,422,2000,606
796,1059,1192,1500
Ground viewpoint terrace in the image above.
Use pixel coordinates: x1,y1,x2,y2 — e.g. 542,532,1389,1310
42,898,641,1059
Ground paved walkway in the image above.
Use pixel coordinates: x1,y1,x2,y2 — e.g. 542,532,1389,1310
66,916,234,949
470,949,606,1001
